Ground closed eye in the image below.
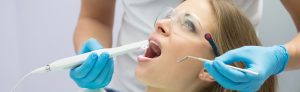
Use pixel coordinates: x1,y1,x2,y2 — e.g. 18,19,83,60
184,19,196,33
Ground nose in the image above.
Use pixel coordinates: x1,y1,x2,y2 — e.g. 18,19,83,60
154,19,171,36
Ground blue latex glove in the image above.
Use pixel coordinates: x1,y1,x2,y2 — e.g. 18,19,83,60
204,45,289,92
70,38,114,89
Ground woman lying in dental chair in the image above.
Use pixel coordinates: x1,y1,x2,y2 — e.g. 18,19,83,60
87,0,275,92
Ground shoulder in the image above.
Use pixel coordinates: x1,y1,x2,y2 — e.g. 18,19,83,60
232,0,263,27
231,0,262,11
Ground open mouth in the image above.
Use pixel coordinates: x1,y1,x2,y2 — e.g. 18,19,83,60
144,41,161,59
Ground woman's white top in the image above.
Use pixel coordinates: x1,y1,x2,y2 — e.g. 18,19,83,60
109,0,262,92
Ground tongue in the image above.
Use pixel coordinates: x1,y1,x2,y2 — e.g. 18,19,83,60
144,42,161,58
145,47,156,58
151,43,161,56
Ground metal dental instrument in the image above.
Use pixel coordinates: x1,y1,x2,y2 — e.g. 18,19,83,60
178,56,259,75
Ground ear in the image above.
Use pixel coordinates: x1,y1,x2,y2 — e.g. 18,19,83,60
198,68,215,82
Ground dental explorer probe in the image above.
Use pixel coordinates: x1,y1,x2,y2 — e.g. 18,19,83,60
178,56,259,75
31,40,149,74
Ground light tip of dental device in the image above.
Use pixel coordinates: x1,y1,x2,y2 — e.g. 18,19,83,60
140,44,149,50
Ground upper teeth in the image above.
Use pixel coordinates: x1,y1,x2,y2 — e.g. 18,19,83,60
150,41,160,55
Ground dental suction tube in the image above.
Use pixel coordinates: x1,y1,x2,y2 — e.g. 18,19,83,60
32,40,148,74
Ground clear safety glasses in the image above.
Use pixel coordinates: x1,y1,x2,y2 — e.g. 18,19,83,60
154,8,204,38
154,8,220,57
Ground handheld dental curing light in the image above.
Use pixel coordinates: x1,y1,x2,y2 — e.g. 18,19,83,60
11,40,148,92
32,40,148,74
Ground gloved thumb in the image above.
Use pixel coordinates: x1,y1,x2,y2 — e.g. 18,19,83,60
79,38,103,54
214,50,253,65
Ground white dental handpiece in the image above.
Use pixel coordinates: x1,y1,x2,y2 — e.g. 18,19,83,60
31,40,148,74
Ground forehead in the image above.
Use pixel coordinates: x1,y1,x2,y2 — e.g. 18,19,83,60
174,0,216,32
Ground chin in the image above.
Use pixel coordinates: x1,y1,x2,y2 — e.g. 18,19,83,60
135,37,162,81
135,66,153,86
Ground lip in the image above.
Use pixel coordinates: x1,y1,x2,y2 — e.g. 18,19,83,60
137,35,162,62
148,35,162,50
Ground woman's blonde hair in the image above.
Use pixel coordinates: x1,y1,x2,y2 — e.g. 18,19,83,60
207,0,276,92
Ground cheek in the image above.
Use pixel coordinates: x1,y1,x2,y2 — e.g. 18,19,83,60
167,36,213,60
165,37,207,58
135,35,212,87
135,55,179,87
147,39,206,86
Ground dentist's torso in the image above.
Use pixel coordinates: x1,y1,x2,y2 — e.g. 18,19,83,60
109,0,262,92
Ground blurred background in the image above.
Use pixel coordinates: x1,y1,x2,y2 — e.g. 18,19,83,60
0,0,299,92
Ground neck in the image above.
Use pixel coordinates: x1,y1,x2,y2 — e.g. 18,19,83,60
146,82,205,92
146,87,185,92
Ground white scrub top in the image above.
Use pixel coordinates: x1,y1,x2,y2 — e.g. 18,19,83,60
109,0,263,92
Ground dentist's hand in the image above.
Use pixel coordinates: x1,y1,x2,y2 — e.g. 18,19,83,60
204,45,289,91
70,38,114,89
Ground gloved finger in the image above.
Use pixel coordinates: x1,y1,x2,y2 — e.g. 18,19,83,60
213,60,250,82
93,58,114,87
70,53,98,79
101,61,114,86
81,52,109,83
241,66,263,81
76,81,91,89
237,84,250,92
204,62,239,90
230,74,262,92
80,38,103,54
241,82,260,92
93,58,112,83
243,86,258,92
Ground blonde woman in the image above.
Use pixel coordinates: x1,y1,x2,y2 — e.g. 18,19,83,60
71,0,300,91
84,0,277,92
136,0,274,92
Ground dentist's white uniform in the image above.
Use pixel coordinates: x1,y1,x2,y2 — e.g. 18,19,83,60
108,0,263,92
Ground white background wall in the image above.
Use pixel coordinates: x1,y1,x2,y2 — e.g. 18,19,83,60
0,0,299,92
0,0,81,91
